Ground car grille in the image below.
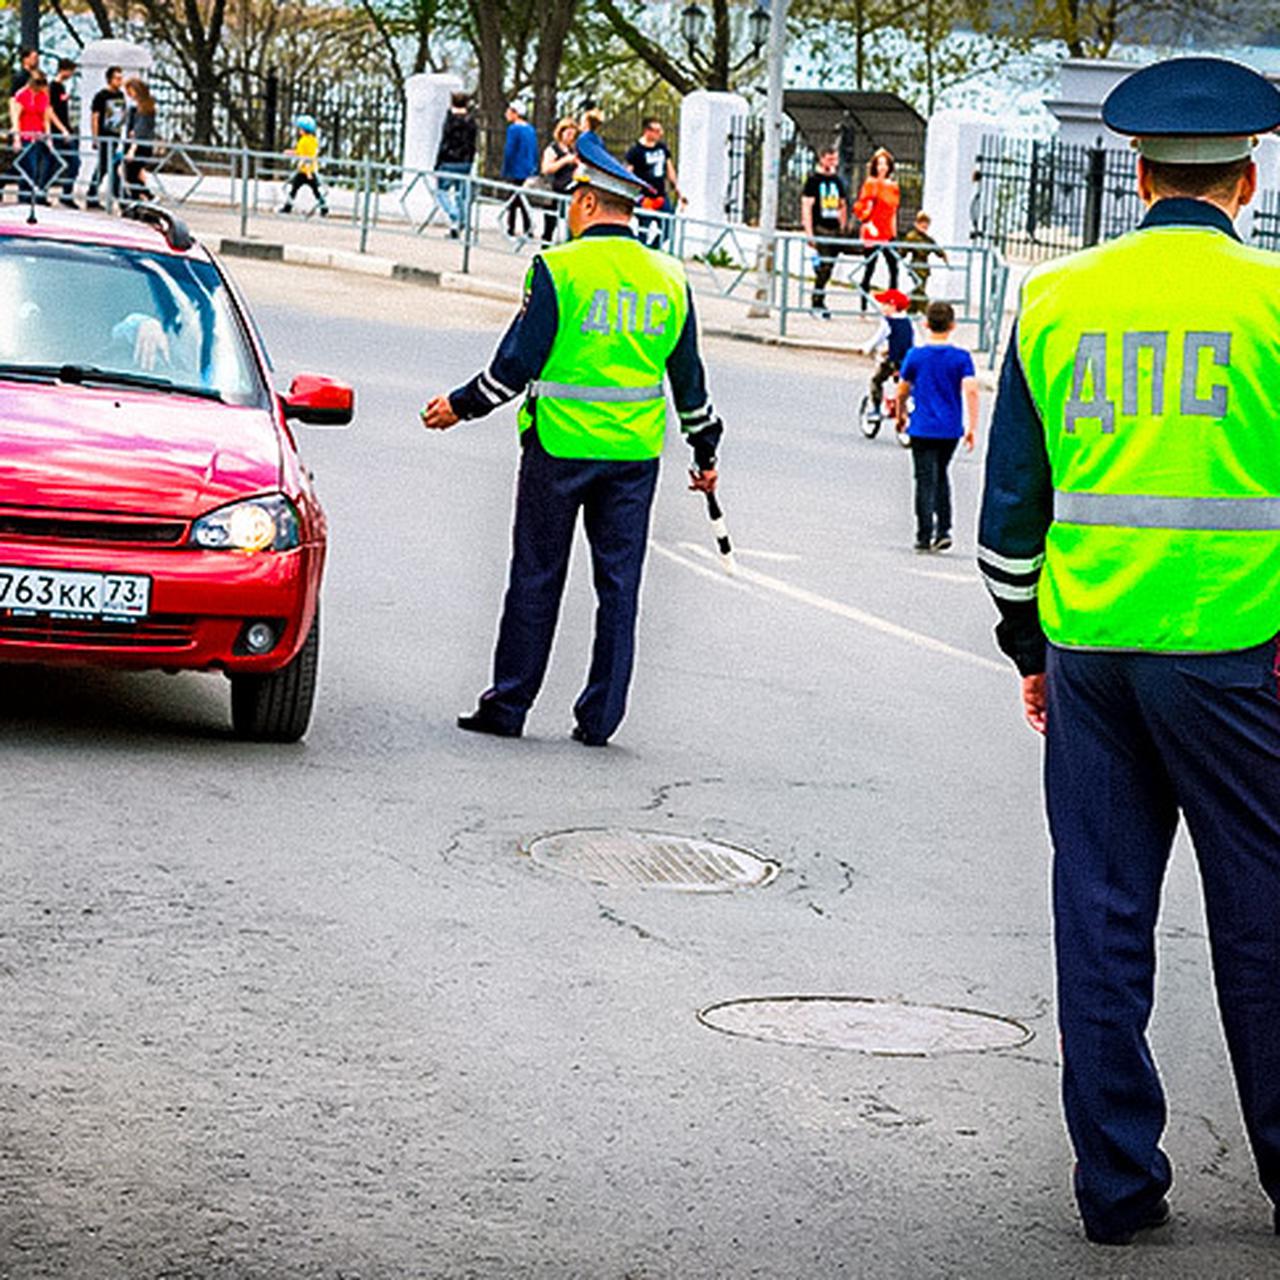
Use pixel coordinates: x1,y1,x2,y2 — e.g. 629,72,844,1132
0,511,187,545
0,613,197,649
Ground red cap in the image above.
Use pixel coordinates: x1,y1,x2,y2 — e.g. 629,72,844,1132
874,289,910,311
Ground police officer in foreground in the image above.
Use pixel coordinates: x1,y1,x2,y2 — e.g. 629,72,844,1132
978,57,1280,1245
420,134,722,746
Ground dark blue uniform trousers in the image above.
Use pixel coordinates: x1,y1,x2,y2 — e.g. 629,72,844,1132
478,429,659,740
1045,639,1280,1238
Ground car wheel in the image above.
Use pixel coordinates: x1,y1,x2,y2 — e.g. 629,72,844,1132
229,611,319,742
858,394,881,438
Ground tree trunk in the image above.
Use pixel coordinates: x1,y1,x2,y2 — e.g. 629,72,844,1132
472,0,507,177
708,0,731,91
531,0,577,143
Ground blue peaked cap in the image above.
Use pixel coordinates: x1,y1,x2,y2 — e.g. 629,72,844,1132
574,131,655,201
1103,57,1280,162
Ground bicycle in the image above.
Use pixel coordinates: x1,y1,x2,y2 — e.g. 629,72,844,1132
858,372,912,448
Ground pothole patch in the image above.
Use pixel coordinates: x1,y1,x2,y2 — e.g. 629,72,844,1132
698,996,1033,1057
525,828,778,892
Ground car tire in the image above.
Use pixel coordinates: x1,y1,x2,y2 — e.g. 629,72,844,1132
229,611,319,742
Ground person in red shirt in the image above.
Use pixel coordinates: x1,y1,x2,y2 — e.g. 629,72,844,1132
9,70,67,205
853,147,901,301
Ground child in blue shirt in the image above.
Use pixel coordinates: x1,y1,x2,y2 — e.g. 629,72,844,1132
897,300,978,552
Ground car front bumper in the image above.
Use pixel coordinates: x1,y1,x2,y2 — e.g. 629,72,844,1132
0,539,323,672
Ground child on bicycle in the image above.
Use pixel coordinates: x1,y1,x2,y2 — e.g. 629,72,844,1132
280,115,329,216
859,288,914,422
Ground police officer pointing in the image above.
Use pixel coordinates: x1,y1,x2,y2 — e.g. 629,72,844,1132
979,58,1280,1245
421,134,722,746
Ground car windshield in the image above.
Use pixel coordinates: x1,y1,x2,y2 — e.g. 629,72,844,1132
0,238,265,406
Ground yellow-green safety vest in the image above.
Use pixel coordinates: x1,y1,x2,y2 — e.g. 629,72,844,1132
1017,222,1280,652
519,235,688,461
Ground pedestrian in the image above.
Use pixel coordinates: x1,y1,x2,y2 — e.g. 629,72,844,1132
419,133,724,747
902,211,948,314
977,56,1280,1247
800,144,848,318
858,287,914,423
119,77,157,203
279,114,328,216
0,48,40,203
578,107,605,144
9,70,65,205
853,147,901,299
48,57,80,207
625,116,682,247
85,65,126,208
500,100,538,239
896,300,977,552
538,117,578,246
434,91,476,238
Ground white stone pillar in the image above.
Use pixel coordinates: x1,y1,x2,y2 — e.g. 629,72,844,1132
678,89,750,249
1241,132,1280,242
76,39,151,182
403,72,463,175
921,108,1002,250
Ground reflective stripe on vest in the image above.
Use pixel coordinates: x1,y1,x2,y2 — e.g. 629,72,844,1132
530,379,665,403
520,235,688,461
1018,223,1280,652
1054,491,1280,530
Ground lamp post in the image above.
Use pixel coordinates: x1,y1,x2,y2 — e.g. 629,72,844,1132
679,2,770,82
748,0,789,319
21,0,40,52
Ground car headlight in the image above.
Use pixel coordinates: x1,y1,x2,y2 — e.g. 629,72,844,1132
190,495,300,552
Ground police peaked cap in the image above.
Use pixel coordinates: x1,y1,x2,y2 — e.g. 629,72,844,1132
574,131,655,202
1103,56,1280,164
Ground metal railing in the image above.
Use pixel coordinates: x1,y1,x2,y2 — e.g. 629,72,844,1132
2,132,1011,358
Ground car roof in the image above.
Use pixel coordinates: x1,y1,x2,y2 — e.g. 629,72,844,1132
0,206,211,260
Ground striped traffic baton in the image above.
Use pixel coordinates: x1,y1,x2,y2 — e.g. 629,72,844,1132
704,490,737,575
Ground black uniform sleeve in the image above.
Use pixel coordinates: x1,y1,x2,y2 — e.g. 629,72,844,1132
977,323,1054,676
447,257,559,420
666,285,723,470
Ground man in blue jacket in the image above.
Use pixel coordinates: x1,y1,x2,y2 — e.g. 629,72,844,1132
501,101,538,239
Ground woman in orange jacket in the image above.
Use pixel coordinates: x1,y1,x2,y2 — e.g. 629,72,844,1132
854,147,901,300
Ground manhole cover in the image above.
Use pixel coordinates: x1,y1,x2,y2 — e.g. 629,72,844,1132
525,828,778,892
698,996,1033,1057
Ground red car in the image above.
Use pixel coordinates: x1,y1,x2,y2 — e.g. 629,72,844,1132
0,205,352,740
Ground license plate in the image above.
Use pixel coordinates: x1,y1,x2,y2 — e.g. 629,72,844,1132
0,566,151,618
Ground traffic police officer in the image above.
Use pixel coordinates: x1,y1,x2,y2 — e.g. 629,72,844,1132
421,133,723,746
978,57,1280,1245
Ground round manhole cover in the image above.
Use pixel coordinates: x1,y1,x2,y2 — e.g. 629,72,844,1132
698,996,1033,1057
525,828,778,892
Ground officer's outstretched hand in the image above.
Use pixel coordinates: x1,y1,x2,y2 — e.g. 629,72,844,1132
1022,673,1047,736
688,467,718,494
421,396,460,431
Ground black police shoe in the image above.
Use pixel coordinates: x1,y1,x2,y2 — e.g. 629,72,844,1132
571,725,609,747
456,709,521,738
1084,1197,1171,1246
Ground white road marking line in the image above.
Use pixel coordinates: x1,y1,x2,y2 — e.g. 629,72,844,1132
649,541,753,592
673,543,1007,674
676,542,803,564
908,568,978,584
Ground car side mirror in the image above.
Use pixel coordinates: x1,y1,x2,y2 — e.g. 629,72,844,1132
282,374,354,427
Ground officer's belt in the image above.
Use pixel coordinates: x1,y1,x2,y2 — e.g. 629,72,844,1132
529,379,664,403
1055,491,1280,530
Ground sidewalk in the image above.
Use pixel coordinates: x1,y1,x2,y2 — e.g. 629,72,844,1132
173,201,902,358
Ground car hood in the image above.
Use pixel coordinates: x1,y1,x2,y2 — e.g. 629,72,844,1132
0,381,283,517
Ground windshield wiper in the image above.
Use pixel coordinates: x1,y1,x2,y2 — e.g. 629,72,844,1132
55,365,225,402
0,363,58,385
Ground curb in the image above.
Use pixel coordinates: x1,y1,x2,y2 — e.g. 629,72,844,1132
214,236,997,384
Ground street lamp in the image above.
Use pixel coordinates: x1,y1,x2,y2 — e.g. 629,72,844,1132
681,4,708,58
682,3,770,64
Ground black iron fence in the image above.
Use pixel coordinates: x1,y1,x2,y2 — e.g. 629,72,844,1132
726,114,922,231
1254,192,1280,251
970,135,1144,262
149,71,405,165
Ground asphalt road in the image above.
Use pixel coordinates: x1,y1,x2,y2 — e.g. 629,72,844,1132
1,259,1275,1279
